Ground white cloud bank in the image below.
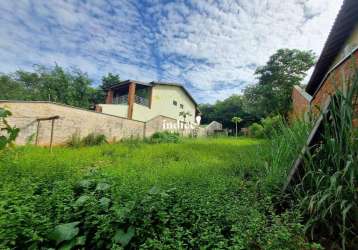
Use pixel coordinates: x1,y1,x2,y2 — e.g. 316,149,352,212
0,0,343,103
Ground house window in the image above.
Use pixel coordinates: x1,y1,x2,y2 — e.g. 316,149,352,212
180,104,184,109
173,100,177,106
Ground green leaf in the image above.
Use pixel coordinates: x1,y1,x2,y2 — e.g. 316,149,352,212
48,222,80,245
59,236,86,250
74,195,90,207
113,226,135,247
96,182,110,191
99,197,111,209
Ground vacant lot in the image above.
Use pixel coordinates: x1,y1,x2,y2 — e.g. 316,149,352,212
0,138,310,249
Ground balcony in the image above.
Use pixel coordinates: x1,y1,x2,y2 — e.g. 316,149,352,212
113,94,149,107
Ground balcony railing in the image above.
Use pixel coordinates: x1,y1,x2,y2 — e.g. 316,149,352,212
135,95,149,107
113,95,128,104
112,94,149,107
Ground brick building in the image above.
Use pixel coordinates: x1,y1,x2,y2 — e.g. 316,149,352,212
291,0,358,126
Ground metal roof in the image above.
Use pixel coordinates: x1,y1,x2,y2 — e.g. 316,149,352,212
306,0,358,95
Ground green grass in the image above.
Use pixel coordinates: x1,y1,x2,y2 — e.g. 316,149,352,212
0,138,313,249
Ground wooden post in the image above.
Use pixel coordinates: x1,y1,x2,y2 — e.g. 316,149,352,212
35,116,60,149
127,82,136,119
35,120,40,145
50,119,55,153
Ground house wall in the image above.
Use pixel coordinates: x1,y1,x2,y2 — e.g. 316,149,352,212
99,104,128,118
131,85,197,123
100,85,197,123
0,101,145,145
206,121,223,135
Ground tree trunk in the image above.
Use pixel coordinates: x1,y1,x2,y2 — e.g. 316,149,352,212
235,122,238,137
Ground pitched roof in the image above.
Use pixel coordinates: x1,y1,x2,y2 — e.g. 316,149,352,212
306,0,358,95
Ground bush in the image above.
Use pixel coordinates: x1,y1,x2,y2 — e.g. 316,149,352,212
149,131,180,144
248,122,264,138
0,108,19,150
67,133,82,148
82,133,107,146
67,133,107,147
261,115,282,138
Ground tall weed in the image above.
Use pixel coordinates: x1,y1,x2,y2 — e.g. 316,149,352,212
295,74,358,249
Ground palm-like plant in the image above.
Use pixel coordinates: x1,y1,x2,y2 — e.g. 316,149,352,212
231,116,242,137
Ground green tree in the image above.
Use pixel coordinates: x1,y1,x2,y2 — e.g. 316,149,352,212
200,95,257,132
243,49,315,117
231,117,242,137
101,73,120,89
0,65,101,109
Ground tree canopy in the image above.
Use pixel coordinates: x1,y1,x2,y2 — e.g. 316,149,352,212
0,65,111,109
243,49,315,117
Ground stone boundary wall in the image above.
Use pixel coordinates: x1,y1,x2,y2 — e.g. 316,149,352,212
0,101,210,146
0,101,145,145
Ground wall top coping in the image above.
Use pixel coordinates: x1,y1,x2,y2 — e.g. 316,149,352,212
0,100,145,123
293,85,313,102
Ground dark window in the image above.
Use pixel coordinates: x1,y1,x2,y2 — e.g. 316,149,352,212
180,104,184,109
173,100,177,106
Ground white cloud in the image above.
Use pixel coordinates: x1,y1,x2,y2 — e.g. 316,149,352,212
0,0,344,103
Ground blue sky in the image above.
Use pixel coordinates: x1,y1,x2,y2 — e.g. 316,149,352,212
0,0,342,103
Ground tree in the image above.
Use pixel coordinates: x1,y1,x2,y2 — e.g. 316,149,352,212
231,117,242,137
0,64,101,109
243,49,315,117
199,95,257,132
101,73,120,89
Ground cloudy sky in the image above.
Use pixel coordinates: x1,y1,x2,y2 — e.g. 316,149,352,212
0,0,342,103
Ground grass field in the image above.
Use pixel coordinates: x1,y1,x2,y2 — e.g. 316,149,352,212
0,138,313,249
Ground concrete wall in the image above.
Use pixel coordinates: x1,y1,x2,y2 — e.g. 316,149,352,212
0,101,145,145
0,101,209,146
99,104,128,118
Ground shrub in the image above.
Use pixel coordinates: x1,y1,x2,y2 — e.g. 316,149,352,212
261,115,282,138
0,108,19,150
149,131,180,144
248,122,264,138
67,133,82,148
82,133,107,146
67,133,107,147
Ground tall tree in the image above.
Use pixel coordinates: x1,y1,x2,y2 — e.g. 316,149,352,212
243,49,315,117
200,95,256,132
101,73,120,89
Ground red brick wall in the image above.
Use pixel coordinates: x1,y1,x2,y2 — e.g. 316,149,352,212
290,86,311,121
311,50,358,126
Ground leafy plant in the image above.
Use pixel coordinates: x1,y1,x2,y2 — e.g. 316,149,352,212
0,107,19,150
295,74,358,249
67,132,107,147
149,131,180,144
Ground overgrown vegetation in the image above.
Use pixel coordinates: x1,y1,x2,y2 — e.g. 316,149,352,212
0,107,19,150
149,131,180,144
67,133,108,147
294,78,358,249
0,138,317,249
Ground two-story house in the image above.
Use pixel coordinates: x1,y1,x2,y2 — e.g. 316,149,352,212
96,80,200,124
